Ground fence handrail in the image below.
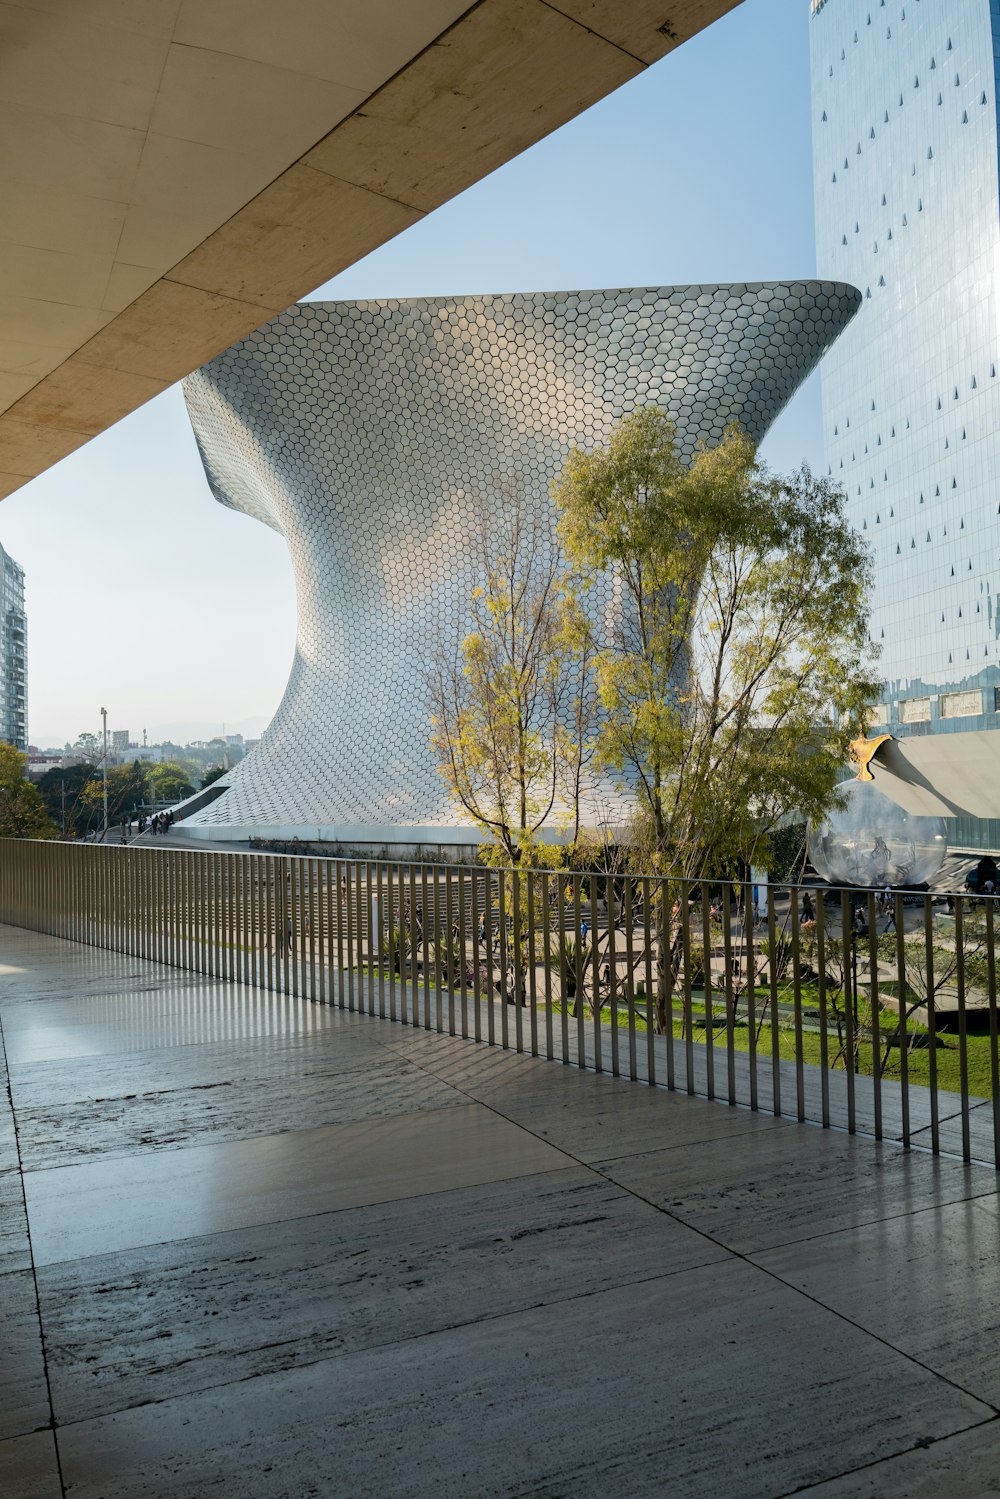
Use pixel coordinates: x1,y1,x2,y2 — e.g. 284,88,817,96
1,837,997,1170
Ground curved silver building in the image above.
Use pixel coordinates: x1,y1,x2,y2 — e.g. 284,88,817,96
181,284,861,846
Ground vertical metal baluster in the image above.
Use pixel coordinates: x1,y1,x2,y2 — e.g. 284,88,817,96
680,882,695,1094
791,892,804,1122
335,861,345,1009
484,870,496,1046
924,895,939,1155
542,874,554,1062
867,889,882,1140
376,863,386,1018
420,866,431,1031
663,878,676,1092
366,862,376,1018
357,858,367,1010
643,877,655,1086
306,858,316,1002
590,876,602,1073
497,873,509,1048
526,870,538,1058
240,853,249,991
573,876,585,1069
986,897,1000,1169
512,869,524,1054
700,884,714,1100
442,866,454,1035
382,863,393,1020
745,880,757,1111
816,891,830,1127
325,858,335,1007
457,866,469,1039
721,884,736,1105
623,878,637,1082
557,876,570,1065
345,862,356,1010
607,877,619,1078
469,867,481,1042
289,858,299,997
432,864,444,1034
766,884,781,1118
409,862,419,1030
842,890,857,1136
955,896,971,1163
894,891,909,1149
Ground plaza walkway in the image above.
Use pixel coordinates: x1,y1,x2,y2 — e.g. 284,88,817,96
2,923,1000,1497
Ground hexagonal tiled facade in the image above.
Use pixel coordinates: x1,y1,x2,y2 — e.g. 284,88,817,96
181,285,860,842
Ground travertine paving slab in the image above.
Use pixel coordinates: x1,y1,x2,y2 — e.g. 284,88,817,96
0,1431,62,1499
796,1417,1000,1496
0,1170,32,1275
8,1024,382,1112
25,1103,575,1265
14,1053,465,1169
56,1259,991,1499
0,1270,49,1440
410,1043,795,1160
39,1166,728,1424
596,1125,996,1254
754,1194,1000,1405
0,981,345,1063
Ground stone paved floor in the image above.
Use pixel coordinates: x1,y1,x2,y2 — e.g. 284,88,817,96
2,922,1000,1498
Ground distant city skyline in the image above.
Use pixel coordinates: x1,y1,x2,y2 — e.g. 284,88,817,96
0,0,820,748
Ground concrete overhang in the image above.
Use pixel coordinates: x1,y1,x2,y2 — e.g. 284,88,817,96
0,0,740,500
868,731,1000,821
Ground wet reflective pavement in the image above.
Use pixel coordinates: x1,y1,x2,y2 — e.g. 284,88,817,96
2,923,1000,1498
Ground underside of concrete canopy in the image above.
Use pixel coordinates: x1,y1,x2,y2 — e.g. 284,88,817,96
869,733,1000,822
0,0,741,500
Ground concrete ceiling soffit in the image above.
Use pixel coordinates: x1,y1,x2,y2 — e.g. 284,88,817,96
0,0,743,500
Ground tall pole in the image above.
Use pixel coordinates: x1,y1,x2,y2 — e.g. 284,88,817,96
100,706,108,839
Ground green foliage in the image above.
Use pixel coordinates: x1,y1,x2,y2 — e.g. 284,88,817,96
553,410,880,881
201,765,228,790
148,761,196,803
430,481,593,863
81,761,148,829
0,745,57,839
37,761,99,837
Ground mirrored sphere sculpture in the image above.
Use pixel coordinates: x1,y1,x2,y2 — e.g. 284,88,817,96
808,780,948,888
181,284,861,843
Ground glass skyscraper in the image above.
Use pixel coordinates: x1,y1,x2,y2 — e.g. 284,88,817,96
809,1,1000,757
0,543,26,751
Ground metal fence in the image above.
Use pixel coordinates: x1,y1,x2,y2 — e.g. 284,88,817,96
2,837,998,1168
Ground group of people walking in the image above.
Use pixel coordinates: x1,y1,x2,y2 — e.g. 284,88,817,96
120,810,175,840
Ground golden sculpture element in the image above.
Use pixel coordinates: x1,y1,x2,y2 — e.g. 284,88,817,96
849,726,892,781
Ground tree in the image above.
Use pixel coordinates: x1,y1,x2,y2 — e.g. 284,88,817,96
74,731,100,755
148,761,195,804
430,481,592,864
554,410,880,881
0,745,57,839
37,761,99,837
202,765,228,789
81,761,148,833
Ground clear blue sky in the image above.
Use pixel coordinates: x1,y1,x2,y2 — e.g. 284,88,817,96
0,0,822,748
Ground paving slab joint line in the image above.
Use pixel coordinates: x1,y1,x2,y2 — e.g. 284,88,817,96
774,1412,1000,1496
393,1039,1000,1418
0,1006,68,1498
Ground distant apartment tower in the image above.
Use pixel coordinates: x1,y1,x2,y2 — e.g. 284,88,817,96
111,730,130,753
809,2,1000,743
0,543,26,751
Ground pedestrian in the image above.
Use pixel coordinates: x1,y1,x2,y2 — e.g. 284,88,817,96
800,891,815,925
883,888,897,933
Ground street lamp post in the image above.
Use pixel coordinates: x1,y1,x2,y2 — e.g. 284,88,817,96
100,706,108,839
